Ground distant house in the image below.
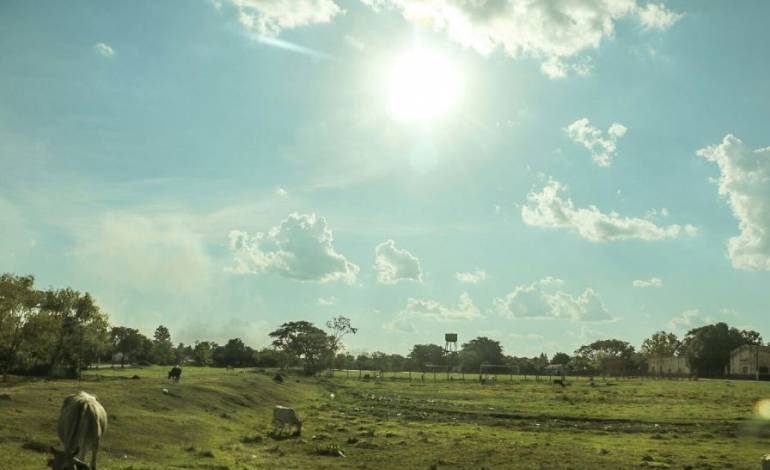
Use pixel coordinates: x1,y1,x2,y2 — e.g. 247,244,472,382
728,345,770,377
648,356,690,377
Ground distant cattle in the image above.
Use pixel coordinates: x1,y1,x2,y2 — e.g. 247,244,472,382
168,366,182,383
49,391,107,470
272,405,302,436
273,373,284,384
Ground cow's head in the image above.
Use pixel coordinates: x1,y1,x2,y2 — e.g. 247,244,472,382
48,446,89,470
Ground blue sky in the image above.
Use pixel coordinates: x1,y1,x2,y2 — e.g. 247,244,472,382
1,0,769,356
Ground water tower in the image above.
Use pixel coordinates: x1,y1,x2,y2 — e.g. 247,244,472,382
445,333,458,354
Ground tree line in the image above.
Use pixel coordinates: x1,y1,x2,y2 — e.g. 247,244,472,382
1,273,764,380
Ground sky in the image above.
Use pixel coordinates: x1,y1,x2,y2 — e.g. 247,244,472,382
1,0,769,357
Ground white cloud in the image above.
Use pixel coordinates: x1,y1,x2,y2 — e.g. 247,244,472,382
228,213,359,283
668,309,703,330
565,118,627,167
522,179,698,242
93,42,115,57
224,0,342,36
697,135,770,270
374,239,422,284
362,0,682,78
494,278,612,322
638,2,684,30
456,269,487,284
632,277,663,288
318,296,337,306
385,292,481,332
275,187,288,197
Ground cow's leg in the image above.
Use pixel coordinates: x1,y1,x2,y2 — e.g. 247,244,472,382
91,441,99,470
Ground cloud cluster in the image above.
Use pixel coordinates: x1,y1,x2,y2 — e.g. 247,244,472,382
697,135,770,270
565,118,627,167
456,269,487,284
632,277,663,288
374,239,422,284
224,0,342,36
228,213,359,283
363,0,682,78
522,179,698,242
668,309,704,330
494,278,612,322
93,42,115,57
384,292,481,332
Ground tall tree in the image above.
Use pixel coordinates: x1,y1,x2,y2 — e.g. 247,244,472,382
326,316,358,354
270,321,332,374
575,339,635,376
682,323,762,377
111,327,146,367
152,325,174,365
550,352,571,365
640,331,682,357
0,274,40,381
408,344,446,369
460,337,505,371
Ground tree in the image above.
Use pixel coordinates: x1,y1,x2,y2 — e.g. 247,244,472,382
460,337,505,371
111,327,146,367
682,323,762,377
408,344,446,370
640,331,681,357
575,339,635,376
551,352,571,365
269,321,333,374
193,341,217,366
326,316,357,354
0,274,40,381
152,325,174,365
218,338,252,367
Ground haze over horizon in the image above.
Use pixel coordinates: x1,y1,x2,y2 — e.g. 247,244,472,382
1,1,769,357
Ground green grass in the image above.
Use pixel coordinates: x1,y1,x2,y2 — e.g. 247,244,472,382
2,367,770,469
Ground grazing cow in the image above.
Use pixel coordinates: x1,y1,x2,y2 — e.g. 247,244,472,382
49,391,107,470
762,454,770,470
168,365,182,383
272,405,302,436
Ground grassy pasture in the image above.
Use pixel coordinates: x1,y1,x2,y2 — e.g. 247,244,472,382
2,367,770,470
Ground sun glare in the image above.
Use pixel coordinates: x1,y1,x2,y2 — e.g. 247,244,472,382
386,48,462,123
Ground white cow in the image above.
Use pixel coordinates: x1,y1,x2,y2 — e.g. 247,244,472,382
272,405,302,436
761,454,770,470
49,391,108,470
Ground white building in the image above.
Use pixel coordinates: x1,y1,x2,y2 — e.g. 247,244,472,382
728,345,770,377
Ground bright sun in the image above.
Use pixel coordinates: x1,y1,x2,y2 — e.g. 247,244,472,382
386,48,462,123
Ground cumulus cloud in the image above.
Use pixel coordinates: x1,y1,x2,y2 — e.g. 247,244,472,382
228,213,359,283
363,0,682,78
94,42,114,57
275,187,288,197
632,277,663,288
374,239,422,284
456,269,487,284
668,309,704,330
521,179,698,242
223,0,342,36
384,292,481,332
638,2,684,30
697,135,770,270
494,278,612,322
565,118,627,166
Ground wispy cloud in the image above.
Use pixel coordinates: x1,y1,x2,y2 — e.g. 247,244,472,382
93,42,115,57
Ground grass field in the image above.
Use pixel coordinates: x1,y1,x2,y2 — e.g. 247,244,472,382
2,367,770,470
